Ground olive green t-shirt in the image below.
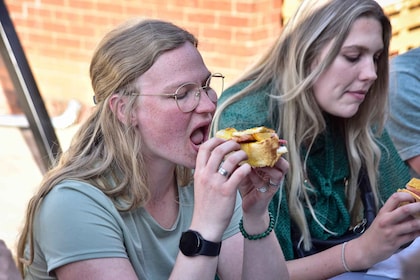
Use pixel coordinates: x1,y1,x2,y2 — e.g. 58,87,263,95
25,180,242,279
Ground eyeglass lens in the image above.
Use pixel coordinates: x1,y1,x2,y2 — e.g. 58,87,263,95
175,74,224,112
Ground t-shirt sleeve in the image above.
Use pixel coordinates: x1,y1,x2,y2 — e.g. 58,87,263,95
386,53,420,162
35,181,128,274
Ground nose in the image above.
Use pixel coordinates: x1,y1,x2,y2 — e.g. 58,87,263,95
359,57,378,81
195,88,217,113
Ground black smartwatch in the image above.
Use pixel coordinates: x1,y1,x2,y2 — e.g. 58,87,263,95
179,230,222,257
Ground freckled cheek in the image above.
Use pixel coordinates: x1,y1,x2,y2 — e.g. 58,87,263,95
146,112,190,141
164,116,189,137
137,98,191,137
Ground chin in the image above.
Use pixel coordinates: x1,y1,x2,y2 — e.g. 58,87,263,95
334,107,360,119
340,113,358,119
184,156,197,169
185,162,195,169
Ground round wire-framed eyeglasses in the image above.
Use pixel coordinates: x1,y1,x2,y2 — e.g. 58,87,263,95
134,73,224,113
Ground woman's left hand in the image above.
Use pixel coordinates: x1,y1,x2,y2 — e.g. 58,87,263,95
239,157,289,216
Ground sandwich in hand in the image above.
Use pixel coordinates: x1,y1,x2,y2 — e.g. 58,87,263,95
398,178,420,200
215,126,287,167
397,178,420,218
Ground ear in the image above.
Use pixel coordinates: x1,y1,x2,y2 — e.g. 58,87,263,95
108,94,138,126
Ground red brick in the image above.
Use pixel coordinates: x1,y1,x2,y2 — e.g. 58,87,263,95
5,0,412,116
68,0,97,10
219,14,251,27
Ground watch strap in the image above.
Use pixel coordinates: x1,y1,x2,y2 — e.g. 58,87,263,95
200,234,222,256
179,230,222,257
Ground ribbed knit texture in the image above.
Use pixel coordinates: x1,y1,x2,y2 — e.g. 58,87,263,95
218,81,411,260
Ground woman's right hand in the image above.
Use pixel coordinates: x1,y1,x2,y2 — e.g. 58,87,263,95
346,191,420,270
191,137,251,241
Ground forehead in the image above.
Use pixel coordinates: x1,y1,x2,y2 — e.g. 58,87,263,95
138,42,209,91
342,17,383,50
317,16,383,61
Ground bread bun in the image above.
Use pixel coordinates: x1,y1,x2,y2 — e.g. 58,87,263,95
398,178,420,201
397,178,420,218
406,178,420,196
215,126,287,167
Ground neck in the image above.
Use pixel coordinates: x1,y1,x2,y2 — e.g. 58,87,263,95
145,173,179,229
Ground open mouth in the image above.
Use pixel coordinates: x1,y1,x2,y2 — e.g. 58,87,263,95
190,124,210,147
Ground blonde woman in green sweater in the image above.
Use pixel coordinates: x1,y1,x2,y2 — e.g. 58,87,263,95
213,0,420,279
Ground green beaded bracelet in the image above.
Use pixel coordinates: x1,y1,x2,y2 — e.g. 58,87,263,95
239,212,275,240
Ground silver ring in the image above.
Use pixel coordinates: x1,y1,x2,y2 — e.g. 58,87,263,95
218,167,229,177
256,186,268,193
268,179,280,188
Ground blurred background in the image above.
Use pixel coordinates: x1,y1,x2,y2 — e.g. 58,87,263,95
1,0,419,258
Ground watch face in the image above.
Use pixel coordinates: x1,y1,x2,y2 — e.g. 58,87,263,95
180,231,201,256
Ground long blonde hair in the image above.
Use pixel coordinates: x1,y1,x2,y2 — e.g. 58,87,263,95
17,19,197,274
213,0,391,250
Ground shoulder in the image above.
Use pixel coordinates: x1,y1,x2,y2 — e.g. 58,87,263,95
36,179,127,242
32,180,129,274
219,80,268,106
218,81,253,103
390,48,420,73
38,180,120,229
42,180,114,210
218,81,272,130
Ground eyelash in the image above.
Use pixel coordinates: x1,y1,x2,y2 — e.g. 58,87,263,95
343,54,381,63
344,55,360,63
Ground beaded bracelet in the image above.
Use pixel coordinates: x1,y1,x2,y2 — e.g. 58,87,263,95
239,212,275,240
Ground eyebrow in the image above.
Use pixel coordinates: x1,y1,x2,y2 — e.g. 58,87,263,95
341,45,384,53
172,72,212,87
156,72,211,94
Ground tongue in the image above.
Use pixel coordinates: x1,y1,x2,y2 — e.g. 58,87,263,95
191,129,204,145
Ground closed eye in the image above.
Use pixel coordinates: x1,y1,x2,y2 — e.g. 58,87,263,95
344,55,360,63
175,83,198,100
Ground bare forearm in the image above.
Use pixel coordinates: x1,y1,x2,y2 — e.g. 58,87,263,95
286,240,368,280
170,254,219,280
287,247,344,280
243,232,289,280
241,212,289,280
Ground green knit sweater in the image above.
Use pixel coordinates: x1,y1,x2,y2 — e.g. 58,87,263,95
217,81,411,260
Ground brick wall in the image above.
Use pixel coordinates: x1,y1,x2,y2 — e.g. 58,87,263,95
3,0,418,118
384,0,420,55
283,0,420,55
1,0,283,116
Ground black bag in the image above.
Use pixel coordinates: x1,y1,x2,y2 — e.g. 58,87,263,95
292,169,376,258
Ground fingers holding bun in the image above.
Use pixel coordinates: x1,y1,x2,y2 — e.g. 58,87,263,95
406,178,420,197
397,178,420,218
216,126,287,168
398,178,420,201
